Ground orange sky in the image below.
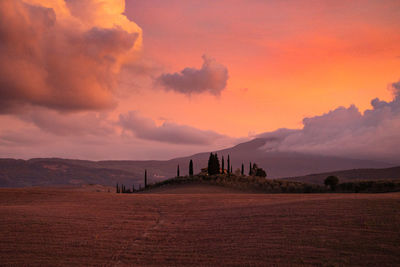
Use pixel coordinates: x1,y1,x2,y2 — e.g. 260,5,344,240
123,0,400,137
0,0,400,160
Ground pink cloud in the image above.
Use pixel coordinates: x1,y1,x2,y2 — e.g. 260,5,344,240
0,0,141,113
157,55,229,96
119,111,228,145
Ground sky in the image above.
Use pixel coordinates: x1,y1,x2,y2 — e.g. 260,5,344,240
0,0,400,162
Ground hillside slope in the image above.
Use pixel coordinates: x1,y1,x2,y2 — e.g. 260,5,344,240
281,166,400,185
172,138,392,178
0,138,395,187
0,159,137,187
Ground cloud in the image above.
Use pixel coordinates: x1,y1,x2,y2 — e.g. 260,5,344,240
119,111,227,145
17,107,114,136
0,0,142,113
258,80,400,163
0,111,238,160
157,55,229,95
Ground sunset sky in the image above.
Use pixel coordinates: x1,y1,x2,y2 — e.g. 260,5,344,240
1,0,400,162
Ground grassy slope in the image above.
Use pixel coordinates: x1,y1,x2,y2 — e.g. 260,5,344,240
134,174,400,194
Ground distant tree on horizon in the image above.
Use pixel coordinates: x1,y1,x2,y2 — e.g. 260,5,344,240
144,169,147,188
241,163,244,175
116,183,120,193
207,153,220,175
221,156,225,174
189,160,194,177
177,164,180,177
255,168,267,178
247,162,267,177
227,155,230,174
325,176,339,191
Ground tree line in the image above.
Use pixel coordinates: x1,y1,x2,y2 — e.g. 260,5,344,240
208,152,267,177
117,153,269,193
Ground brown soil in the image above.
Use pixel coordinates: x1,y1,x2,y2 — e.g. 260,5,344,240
0,186,399,266
141,182,247,194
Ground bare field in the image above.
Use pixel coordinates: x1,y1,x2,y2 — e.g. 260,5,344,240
0,186,399,266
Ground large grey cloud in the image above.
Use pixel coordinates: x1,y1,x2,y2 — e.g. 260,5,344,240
0,0,141,114
258,80,400,163
157,55,229,95
119,111,227,145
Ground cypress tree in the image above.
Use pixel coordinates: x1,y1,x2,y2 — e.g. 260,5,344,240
189,160,194,177
208,153,214,175
116,183,119,193
241,163,244,175
144,169,147,188
207,153,220,175
227,155,230,174
249,162,252,175
177,165,180,177
215,153,220,175
221,156,225,174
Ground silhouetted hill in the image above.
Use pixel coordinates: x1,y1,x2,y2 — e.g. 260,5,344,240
0,138,395,187
0,159,137,187
280,166,400,185
169,138,392,178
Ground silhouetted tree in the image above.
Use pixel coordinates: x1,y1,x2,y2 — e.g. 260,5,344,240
144,169,147,188
215,153,220,175
227,155,230,174
132,184,135,193
116,183,120,193
249,162,267,177
177,165,180,177
249,162,252,175
252,163,258,172
221,156,225,174
207,153,213,174
325,176,339,191
241,164,244,175
255,168,267,177
207,153,220,175
189,160,194,177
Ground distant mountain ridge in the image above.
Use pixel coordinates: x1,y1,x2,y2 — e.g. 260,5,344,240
0,138,396,187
